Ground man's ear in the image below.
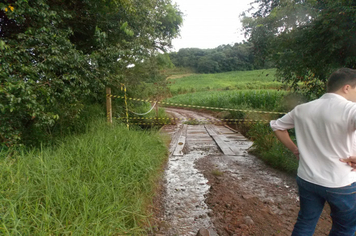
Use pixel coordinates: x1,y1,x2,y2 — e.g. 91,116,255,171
342,84,351,94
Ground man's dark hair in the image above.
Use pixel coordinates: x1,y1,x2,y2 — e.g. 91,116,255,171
327,68,356,92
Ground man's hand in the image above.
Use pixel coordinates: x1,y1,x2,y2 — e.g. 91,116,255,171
340,156,356,171
292,148,300,160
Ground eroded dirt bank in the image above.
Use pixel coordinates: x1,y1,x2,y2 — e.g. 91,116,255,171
149,108,332,236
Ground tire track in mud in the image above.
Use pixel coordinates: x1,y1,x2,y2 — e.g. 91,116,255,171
153,108,331,236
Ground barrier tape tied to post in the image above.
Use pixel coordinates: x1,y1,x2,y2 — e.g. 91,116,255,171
107,94,286,115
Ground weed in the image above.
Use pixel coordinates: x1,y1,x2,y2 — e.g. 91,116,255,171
211,169,223,176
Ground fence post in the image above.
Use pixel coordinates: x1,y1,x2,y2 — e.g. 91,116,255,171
106,87,112,124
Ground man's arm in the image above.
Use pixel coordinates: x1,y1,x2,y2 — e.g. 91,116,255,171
274,130,299,159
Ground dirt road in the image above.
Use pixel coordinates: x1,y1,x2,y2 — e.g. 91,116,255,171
150,108,332,236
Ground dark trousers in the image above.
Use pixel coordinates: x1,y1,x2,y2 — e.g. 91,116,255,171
292,176,356,236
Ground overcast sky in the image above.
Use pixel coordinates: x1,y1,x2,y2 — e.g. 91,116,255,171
171,0,254,51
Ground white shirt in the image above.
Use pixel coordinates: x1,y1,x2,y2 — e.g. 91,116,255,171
270,93,356,187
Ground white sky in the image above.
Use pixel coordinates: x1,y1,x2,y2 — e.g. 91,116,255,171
171,0,254,51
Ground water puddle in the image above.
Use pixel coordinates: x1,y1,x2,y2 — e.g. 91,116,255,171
164,150,216,235
162,124,219,235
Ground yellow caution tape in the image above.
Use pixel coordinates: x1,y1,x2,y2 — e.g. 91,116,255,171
124,121,267,126
116,117,269,122
115,117,269,124
107,110,111,122
120,84,129,129
107,94,285,115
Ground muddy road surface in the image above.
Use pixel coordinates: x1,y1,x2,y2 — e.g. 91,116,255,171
150,108,332,236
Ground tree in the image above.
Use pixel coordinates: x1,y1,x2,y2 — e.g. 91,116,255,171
197,57,220,73
0,0,182,147
242,0,356,98
169,42,256,73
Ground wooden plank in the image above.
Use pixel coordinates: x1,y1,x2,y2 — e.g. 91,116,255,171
182,124,188,136
205,125,235,155
173,124,188,156
169,125,183,154
229,146,244,156
173,136,186,156
211,135,235,155
204,125,217,136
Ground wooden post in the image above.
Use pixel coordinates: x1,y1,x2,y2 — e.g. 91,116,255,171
106,87,112,124
155,101,159,118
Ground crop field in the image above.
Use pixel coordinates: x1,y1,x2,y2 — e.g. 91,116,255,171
167,68,283,95
166,89,287,112
165,68,290,114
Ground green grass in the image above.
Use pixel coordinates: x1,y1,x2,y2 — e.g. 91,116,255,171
165,89,287,112
0,120,168,235
247,122,298,174
168,69,282,95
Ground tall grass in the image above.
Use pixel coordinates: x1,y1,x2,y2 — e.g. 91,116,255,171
0,120,168,235
247,123,298,174
166,89,287,112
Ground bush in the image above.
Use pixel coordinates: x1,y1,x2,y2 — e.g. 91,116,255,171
247,122,298,174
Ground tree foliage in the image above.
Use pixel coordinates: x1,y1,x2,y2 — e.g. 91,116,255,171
242,0,356,98
0,0,182,147
169,42,261,73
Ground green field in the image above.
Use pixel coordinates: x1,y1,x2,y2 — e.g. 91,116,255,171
165,69,290,115
168,69,283,95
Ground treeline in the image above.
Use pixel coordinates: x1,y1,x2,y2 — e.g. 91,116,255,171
0,0,182,147
169,42,271,73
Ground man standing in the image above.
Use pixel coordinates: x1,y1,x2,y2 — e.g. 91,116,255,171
270,68,356,236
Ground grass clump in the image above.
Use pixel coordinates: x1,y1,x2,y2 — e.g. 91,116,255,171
0,120,168,235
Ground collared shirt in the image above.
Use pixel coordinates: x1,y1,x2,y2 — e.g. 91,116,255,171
270,93,356,187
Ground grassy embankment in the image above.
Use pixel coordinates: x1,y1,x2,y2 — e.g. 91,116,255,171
165,68,299,174
0,120,169,235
